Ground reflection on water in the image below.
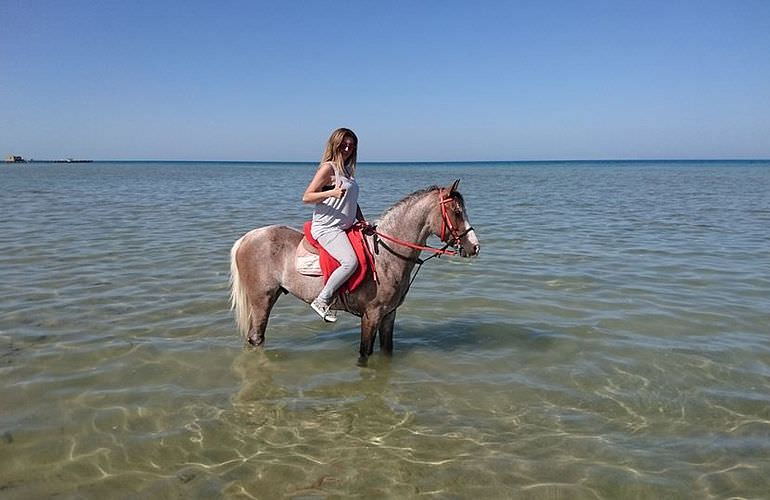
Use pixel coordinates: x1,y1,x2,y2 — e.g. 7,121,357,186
1,161,769,497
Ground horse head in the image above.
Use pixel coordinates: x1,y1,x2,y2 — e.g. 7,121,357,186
436,179,480,257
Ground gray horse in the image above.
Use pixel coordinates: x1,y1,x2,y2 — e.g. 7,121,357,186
229,179,480,365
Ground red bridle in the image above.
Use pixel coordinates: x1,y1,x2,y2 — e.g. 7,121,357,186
439,193,466,247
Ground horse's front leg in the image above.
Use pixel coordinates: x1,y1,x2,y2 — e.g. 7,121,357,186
358,311,382,367
378,309,396,356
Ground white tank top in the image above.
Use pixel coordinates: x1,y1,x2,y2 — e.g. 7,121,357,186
310,165,359,238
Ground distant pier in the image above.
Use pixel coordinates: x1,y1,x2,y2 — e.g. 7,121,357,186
4,155,93,164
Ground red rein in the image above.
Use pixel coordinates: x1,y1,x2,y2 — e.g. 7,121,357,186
372,230,457,256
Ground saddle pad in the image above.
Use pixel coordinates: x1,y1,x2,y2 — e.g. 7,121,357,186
295,240,322,276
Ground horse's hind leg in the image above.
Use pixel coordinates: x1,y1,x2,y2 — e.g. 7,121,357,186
378,309,396,356
247,288,283,347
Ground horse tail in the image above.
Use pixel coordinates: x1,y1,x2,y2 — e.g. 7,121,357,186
229,234,250,340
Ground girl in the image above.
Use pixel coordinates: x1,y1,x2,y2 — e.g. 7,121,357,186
302,128,366,321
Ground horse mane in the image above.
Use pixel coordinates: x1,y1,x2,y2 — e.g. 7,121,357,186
379,185,464,221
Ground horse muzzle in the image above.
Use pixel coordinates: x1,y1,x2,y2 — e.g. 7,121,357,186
457,242,480,258
457,226,480,258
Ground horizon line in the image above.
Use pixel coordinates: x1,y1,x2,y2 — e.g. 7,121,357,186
14,157,770,164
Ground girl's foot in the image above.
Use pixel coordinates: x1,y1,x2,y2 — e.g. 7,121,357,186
311,298,337,323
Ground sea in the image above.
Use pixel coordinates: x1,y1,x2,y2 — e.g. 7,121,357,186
1,160,769,498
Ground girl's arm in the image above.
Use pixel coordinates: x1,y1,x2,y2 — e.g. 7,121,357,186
302,163,345,204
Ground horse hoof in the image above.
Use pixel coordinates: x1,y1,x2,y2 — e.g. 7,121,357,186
247,334,264,347
356,356,368,367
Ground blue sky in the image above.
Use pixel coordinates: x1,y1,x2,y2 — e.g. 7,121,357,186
2,0,769,161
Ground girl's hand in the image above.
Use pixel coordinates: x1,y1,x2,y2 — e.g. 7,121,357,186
358,221,376,235
329,186,346,199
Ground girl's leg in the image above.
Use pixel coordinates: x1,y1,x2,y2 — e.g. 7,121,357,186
315,230,358,304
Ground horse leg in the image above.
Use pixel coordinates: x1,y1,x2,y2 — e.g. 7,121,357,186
247,288,282,347
357,310,382,367
378,309,396,356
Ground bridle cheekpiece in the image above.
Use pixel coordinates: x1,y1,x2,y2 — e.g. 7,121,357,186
438,191,473,251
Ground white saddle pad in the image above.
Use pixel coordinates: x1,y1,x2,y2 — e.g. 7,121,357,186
295,243,322,276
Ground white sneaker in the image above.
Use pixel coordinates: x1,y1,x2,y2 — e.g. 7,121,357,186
310,298,337,323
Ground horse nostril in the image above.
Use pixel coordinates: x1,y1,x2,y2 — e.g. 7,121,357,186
473,244,480,255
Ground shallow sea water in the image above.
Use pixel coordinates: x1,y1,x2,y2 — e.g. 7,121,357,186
1,160,769,498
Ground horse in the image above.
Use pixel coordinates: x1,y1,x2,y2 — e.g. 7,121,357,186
229,179,480,366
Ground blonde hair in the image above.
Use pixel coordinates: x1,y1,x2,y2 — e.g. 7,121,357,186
320,128,358,178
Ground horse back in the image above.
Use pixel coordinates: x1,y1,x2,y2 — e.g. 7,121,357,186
235,224,299,278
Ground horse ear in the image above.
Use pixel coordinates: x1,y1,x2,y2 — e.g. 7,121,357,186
447,179,461,193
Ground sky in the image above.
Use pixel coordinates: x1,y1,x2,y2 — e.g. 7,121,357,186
1,0,769,162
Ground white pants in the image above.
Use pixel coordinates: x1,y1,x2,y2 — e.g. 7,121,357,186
315,229,358,303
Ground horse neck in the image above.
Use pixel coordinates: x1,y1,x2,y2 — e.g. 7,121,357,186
376,192,437,264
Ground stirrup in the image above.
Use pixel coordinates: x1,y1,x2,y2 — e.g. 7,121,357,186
311,299,337,323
